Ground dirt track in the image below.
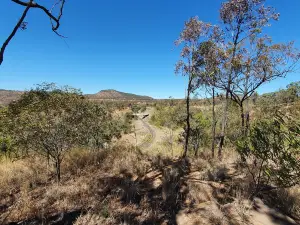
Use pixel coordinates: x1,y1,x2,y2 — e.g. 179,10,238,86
138,116,156,149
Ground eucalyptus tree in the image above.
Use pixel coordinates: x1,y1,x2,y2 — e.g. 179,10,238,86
237,113,300,196
175,17,212,157
194,40,225,158
178,0,299,158
215,0,299,135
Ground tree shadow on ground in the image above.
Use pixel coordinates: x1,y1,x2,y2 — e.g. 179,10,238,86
95,158,191,225
205,163,299,225
259,189,300,225
6,209,84,225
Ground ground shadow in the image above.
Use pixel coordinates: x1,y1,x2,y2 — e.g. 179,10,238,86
6,209,84,225
94,158,191,225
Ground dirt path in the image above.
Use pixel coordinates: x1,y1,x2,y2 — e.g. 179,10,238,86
127,107,182,155
137,116,156,149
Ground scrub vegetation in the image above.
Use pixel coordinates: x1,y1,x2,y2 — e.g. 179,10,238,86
1,0,300,224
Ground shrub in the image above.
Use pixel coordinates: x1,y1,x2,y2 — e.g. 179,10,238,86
236,113,300,195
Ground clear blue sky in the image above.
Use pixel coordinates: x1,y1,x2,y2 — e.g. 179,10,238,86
1,0,299,99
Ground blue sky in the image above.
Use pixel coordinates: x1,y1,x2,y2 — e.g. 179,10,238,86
0,0,299,99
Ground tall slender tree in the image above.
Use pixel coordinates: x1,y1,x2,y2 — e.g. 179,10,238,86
197,40,225,158
175,17,211,157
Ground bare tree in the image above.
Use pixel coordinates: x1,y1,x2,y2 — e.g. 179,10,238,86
0,0,66,65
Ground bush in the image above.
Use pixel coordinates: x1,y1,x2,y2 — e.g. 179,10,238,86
236,113,300,195
150,105,185,128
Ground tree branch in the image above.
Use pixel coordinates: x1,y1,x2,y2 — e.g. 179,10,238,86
1,0,66,65
12,0,65,31
0,3,31,65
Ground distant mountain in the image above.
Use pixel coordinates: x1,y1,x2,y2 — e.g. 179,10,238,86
87,89,153,100
0,89,23,105
0,89,153,105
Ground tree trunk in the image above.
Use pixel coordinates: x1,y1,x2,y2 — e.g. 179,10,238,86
211,87,216,158
170,129,174,157
244,73,250,134
218,90,229,159
246,111,250,133
194,144,199,157
194,133,200,157
183,75,192,158
55,156,61,182
217,25,240,160
240,103,245,129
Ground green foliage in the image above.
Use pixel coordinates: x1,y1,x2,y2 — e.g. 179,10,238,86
236,113,300,191
131,104,141,113
287,81,300,98
0,83,126,181
78,102,123,149
226,101,243,142
150,105,185,129
123,111,134,134
140,105,147,113
257,82,300,107
188,111,210,155
0,108,19,159
278,82,300,104
0,136,14,159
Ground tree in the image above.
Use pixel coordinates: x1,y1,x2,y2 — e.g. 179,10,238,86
79,103,123,150
215,0,299,135
6,83,123,182
285,81,300,102
8,84,85,181
1,0,66,65
0,108,13,159
131,104,141,114
194,41,224,158
175,17,211,158
183,0,300,158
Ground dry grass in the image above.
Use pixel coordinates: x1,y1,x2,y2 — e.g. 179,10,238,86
0,145,299,225
0,143,154,224
74,212,113,225
263,186,300,220
0,156,48,197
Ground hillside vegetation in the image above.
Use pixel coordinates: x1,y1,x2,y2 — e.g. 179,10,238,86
1,0,300,224
0,89,153,107
0,82,299,225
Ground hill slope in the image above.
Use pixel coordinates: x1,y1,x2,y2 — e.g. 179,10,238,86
0,89,23,105
87,89,153,100
0,89,153,105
